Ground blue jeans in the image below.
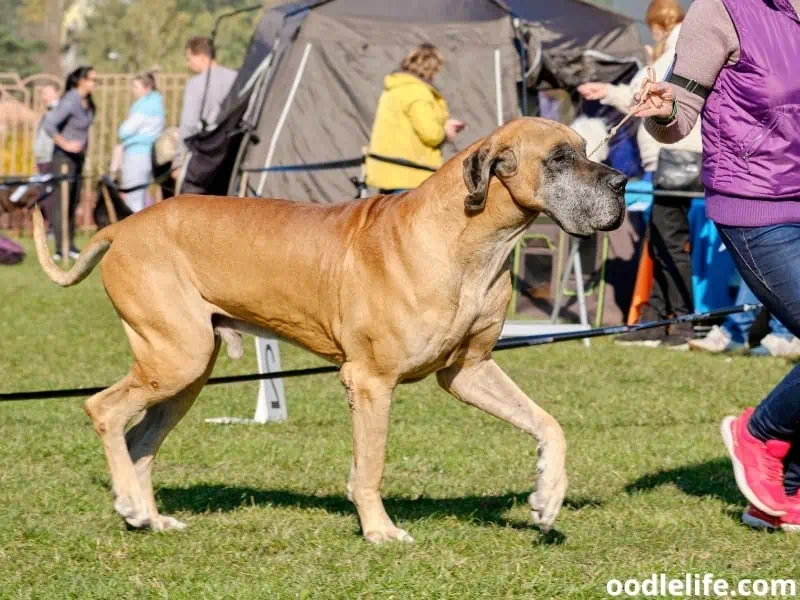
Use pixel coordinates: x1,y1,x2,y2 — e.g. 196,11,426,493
724,280,792,344
718,224,800,494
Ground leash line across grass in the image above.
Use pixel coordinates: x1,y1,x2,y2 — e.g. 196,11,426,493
0,304,761,403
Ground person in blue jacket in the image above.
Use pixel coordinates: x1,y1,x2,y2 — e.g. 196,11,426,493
118,72,165,212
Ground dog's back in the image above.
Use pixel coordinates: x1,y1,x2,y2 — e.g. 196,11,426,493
97,193,422,362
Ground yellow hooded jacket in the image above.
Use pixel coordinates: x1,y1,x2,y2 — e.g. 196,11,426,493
365,72,449,191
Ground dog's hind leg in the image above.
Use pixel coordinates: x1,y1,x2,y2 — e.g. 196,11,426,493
437,358,568,532
85,319,219,530
340,362,412,544
124,337,221,531
84,376,153,528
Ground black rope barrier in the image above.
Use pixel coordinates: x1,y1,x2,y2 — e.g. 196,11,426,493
240,153,438,175
366,153,437,173
0,303,762,403
1,174,79,187
240,158,364,173
494,303,762,351
1,172,169,195
1,172,172,214
2,162,702,201
237,154,702,199
101,171,173,195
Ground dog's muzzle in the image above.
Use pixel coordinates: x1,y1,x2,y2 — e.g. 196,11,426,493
591,171,627,232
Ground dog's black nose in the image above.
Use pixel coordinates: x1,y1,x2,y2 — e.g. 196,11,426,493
606,172,628,193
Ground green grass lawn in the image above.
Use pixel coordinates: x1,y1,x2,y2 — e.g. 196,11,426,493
2,233,800,599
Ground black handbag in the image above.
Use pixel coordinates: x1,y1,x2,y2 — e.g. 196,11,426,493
653,149,703,192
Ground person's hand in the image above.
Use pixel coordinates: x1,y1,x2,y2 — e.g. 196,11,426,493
445,119,466,142
60,139,83,154
577,82,610,101
633,81,676,119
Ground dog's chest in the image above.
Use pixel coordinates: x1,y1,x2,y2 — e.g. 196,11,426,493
406,269,510,375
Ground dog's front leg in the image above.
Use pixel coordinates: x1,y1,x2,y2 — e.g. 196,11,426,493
340,362,412,544
437,359,568,532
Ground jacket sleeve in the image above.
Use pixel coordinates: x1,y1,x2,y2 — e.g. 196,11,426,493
118,110,147,142
43,94,75,138
174,82,200,167
405,95,447,148
645,0,735,144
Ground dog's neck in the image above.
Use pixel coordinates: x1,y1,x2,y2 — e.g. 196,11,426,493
408,159,539,263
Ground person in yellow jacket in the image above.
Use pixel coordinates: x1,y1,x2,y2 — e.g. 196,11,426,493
366,43,465,193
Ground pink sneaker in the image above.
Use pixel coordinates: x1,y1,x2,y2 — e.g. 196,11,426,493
721,407,790,516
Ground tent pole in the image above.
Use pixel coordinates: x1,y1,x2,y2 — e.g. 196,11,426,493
494,49,503,127
257,42,314,196
513,17,528,117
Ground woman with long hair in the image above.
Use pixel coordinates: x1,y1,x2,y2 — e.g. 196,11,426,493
43,65,96,260
365,43,465,194
578,0,703,349
118,72,165,212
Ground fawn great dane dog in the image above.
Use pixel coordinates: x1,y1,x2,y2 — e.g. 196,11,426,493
32,117,626,543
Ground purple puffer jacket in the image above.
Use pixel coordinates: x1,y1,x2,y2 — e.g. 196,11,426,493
701,0,800,227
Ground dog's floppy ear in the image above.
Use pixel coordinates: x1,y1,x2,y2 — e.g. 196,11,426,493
462,143,518,212
463,145,492,212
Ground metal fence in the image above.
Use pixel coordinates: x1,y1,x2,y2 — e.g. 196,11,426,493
1,71,188,232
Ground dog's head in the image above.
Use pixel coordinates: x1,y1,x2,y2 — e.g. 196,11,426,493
462,117,626,237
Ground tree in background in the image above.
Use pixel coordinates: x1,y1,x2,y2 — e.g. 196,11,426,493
0,0,48,77
79,0,266,73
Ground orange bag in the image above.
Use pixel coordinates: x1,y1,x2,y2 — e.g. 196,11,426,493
627,238,654,325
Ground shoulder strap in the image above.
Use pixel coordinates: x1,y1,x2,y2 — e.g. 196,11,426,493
667,72,711,100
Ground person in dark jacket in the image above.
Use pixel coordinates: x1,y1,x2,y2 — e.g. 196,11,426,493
44,65,96,260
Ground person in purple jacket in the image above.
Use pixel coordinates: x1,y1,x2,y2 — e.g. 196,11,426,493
635,0,800,532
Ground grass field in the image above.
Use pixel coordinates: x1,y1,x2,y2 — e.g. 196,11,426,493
2,234,800,599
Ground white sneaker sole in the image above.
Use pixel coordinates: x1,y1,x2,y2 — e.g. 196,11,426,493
720,416,786,517
614,340,662,348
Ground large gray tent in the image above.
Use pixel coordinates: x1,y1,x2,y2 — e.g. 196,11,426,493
189,0,645,203
509,0,647,89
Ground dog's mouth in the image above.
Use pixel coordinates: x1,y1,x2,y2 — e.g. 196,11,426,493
543,210,594,239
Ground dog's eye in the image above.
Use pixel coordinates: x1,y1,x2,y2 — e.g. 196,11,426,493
549,147,574,165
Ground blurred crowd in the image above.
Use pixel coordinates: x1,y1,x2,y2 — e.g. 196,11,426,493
31,35,238,259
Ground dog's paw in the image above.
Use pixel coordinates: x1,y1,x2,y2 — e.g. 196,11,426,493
364,527,415,544
150,515,188,532
114,497,151,529
529,473,568,532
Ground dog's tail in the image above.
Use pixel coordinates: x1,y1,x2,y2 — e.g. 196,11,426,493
32,204,117,287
